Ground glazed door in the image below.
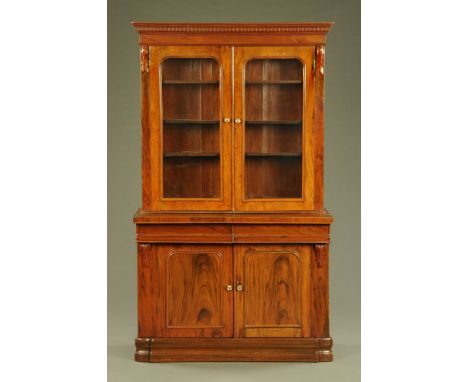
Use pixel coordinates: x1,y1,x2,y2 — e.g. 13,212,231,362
233,47,315,211
234,245,312,337
149,46,233,210
155,245,233,337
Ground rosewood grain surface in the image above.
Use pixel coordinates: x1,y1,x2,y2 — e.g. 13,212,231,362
313,45,325,211
133,209,334,224
136,224,233,243
135,337,333,362
132,22,334,363
155,244,233,337
311,243,330,337
167,252,221,325
137,244,157,337
136,223,329,243
234,245,311,338
232,224,329,243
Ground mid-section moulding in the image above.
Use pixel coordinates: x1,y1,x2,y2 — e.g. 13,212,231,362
134,209,333,244
133,209,333,224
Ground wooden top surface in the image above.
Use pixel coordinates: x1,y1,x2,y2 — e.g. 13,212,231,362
132,22,334,45
134,209,333,224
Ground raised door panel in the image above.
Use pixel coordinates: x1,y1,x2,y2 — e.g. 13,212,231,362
233,46,315,211
156,245,233,337
148,46,233,211
234,245,311,337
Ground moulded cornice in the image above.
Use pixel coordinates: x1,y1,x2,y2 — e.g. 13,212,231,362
131,22,334,34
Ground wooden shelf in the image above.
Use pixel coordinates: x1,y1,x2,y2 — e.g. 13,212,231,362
164,152,220,158
163,119,219,125
245,120,302,125
245,152,302,157
245,80,302,84
163,80,219,85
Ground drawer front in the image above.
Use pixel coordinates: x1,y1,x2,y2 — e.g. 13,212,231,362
136,224,232,243
136,223,330,244
233,224,329,243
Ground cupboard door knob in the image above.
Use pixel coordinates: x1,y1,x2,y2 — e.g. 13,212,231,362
226,284,233,291
236,284,243,292
223,117,231,123
234,118,242,124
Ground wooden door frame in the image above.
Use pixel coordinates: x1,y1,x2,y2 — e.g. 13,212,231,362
148,45,233,211
233,46,315,211
155,244,234,337
233,244,312,338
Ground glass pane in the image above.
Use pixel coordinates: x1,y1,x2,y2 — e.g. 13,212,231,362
244,59,303,199
161,58,220,198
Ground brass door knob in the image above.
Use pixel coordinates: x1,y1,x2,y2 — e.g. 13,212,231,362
226,284,233,291
236,284,243,291
234,118,242,124
223,117,231,123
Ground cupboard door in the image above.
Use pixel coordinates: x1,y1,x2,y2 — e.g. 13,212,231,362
149,46,233,210
233,47,315,211
156,245,233,337
234,245,311,337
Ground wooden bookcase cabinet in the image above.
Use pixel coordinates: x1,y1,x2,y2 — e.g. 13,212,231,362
132,23,334,362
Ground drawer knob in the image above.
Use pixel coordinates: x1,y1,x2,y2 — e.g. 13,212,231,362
223,117,231,123
236,284,243,292
226,284,233,291
234,118,242,124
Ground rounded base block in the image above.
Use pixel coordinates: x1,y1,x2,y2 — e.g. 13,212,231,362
135,337,333,362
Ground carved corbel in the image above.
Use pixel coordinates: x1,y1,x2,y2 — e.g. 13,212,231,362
316,46,325,75
140,46,149,73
